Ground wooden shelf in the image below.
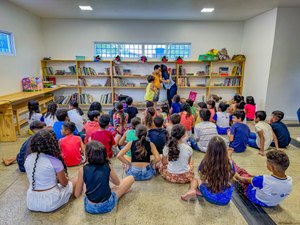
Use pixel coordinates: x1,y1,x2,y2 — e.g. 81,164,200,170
209,86,241,88
78,75,110,78
181,60,210,63
178,86,207,89
44,75,76,78
41,60,76,63
79,86,111,89
58,86,78,88
80,103,112,106
113,75,147,78
211,75,243,78
212,60,244,63
178,75,210,78
119,60,176,63
77,60,111,63
114,86,146,89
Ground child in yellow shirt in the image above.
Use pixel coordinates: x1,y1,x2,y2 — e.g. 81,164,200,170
152,65,162,108
145,75,157,102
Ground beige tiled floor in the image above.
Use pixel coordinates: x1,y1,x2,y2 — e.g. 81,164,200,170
0,123,299,225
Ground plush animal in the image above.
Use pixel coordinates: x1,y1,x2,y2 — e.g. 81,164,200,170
176,56,183,64
139,56,147,63
218,48,230,60
94,55,101,62
207,49,218,56
161,56,168,62
114,55,121,64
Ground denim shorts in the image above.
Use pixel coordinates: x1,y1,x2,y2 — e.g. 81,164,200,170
84,192,118,214
127,165,155,181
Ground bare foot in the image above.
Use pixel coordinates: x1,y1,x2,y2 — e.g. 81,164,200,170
181,190,196,201
258,151,265,156
2,158,15,166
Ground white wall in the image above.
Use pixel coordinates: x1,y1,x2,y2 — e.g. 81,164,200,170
0,1,43,95
42,19,243,59
266,8,300,120
241,9,277,110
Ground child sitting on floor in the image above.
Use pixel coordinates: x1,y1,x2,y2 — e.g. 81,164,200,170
181,136,235,205
119,117,141,161
244,96,256,121
68,100,84,132
112,102,128,144
74,141,134,214
83,110,100,144
148,116,168,155
170,95,181,114
125,97,138,126
53,109,79,140
234,150,292,207
144,107,156,129
166,113,181,135
24,130,77,212
229,95,243,114
228,110,250,153
213,102,231,135
88,101,103,114
44,102,57,127
180,103,194,137
194,109,218,152
195,102,207,124
60,122,86,167
91,114,116,159
2,121,45,171
269,111,291,148
27,100,44,135
248,111,279,156
186,98,197,122
160,124,194,184
160,103,170,124
210,94,222,110
117,125,160,181
207,100,216,122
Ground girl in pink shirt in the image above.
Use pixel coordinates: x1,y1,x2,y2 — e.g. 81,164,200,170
207,100,216,122
180,103,194,136
244,96,256,121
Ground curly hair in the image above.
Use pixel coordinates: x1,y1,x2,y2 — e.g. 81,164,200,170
29,129,67,190
168,124,185,161
200,136,234,193
266,150,290,171
145,107,155,128
135,125,148,160
45,102,57,120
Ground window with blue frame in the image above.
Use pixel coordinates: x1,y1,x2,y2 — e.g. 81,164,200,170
0,31,15,55
94,42,191,59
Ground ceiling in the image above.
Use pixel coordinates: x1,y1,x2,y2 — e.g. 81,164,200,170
8,0,300,21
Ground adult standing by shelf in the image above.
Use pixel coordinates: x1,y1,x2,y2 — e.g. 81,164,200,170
161,64,177,107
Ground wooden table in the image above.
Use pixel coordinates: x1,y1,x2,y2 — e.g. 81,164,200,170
0,87,62,142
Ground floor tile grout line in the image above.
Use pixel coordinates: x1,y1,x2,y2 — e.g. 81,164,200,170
0,174,21,197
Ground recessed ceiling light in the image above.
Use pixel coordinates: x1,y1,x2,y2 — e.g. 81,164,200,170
79,5,93,11
201,8,214,13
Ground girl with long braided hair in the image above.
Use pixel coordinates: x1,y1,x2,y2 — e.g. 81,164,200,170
159,124,194,184
24,129,78,212
117,125,160,181
44,102,57,127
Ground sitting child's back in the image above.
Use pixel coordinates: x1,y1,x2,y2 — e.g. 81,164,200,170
148,116,168,154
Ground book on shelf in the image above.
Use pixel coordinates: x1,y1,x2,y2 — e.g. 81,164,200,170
178,65,186,75
100,93,112,104
113,78,127,86
178,77,190,87
68,65,77,75
123,69,131,75
223,78,240,86
104,67,110,75
80,94,94,104
78,78,88,86
231,66,242,76
113,65,122,75
167,68,176,76
43,67,54,75
78,67,97,76
55,93,79,105
219,67,229,76
104,77,112,86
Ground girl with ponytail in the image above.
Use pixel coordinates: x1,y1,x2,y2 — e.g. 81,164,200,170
113,102,129,144
24,129,78,212
159,124,194,184
117,125,160,181
143,107,156,129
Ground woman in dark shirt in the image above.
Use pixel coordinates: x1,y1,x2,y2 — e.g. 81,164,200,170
161,64,177,107
117,125,160,181
74,141,134,214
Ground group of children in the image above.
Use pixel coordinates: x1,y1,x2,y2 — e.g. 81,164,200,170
1,92,292,214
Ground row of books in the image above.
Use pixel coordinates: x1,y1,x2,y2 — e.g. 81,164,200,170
224,78,240,86
178,65,210,76
104,65,122,76
100,93,113,104
78,67,97,76
178,77,190,87
80,94,94,104
43,66,77,75
218,66,242,76
55,93,79,105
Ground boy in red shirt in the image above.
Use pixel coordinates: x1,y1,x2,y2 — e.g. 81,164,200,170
83,110,100,144
90,114,116,158
60,122,86,166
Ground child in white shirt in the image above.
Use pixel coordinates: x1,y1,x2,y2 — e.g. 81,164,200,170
68,100,84,132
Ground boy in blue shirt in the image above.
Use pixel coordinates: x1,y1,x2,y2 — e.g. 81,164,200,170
148,116,168,154
235,150,292,207
53,108,78,140
269,111,291,148
228,110,250,152
2,121,45,172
